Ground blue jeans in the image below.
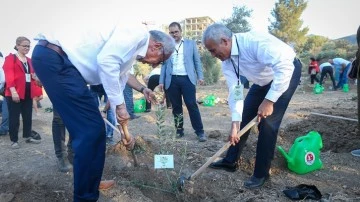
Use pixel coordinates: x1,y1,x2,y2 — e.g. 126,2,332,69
166,75,204,135
124,84,135,115
336,63,351,89
224,58,302,178
106,108,115,138
32,45,105,202
0,97,9,133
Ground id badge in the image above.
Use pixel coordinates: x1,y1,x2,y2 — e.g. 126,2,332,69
231,84,244,101
25,74,31,82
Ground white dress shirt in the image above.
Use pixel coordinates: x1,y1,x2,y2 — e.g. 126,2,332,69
34,20,149,111
222,31,296,121
171,39,187,75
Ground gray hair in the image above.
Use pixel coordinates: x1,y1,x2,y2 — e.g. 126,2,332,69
202,23,232,45
149,30,175,56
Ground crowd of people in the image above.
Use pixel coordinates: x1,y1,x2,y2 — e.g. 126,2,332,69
0,19,359,202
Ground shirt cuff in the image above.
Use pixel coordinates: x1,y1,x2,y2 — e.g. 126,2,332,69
108,95,124,111
231,112,242,122
265,89,282,103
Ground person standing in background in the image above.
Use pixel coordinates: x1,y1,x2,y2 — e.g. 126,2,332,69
158,22,207,142
3,37,41,149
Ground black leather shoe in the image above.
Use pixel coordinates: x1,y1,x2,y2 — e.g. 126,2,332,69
244,175,269,189
209,159,237,172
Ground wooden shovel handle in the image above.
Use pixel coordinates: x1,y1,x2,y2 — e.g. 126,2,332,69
189,116,258,180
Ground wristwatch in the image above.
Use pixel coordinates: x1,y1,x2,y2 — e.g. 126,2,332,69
139,86,146,93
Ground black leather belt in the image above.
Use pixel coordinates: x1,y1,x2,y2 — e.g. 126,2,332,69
37,40,66,57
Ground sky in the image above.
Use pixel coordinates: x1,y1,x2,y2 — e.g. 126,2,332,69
0,0,358,56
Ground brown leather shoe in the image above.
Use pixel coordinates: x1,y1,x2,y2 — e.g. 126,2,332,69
99,180,115,191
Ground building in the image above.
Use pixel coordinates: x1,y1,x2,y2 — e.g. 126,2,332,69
181,16,215,41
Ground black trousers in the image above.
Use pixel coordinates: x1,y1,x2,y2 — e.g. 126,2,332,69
52,108,72,159
310,73,319,84
7,95,33,143
319,66,336,89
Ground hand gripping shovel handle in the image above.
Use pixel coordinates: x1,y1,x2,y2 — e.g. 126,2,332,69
189,116,258,180
103,118,139,166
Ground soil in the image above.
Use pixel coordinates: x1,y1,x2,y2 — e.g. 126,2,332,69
0,76,359,202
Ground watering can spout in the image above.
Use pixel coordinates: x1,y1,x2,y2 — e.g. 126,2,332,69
277,146,293,164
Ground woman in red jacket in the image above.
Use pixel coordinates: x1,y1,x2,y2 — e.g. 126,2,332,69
3,36,41,149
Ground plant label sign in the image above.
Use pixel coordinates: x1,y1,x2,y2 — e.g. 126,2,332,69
154,155,174,169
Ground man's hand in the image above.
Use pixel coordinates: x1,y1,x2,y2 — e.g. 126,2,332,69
116,103,130,125
143,88,157,104
228,121,240,146
198,79,205,85
257,99,274,122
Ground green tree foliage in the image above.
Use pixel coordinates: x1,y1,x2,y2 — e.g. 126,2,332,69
133,62,151,78
200,50,221,85
302,35,329,54
221,6,252,33
269,0,309,52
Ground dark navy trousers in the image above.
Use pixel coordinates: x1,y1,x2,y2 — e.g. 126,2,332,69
224,59,302,178
166,75,204,135
32,45,106,202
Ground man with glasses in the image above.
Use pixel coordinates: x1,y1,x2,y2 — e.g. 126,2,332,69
158,22,207,142
31,19,175,202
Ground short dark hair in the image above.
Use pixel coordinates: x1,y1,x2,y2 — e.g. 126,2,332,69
310,57,316,61
0,52,3,58
169,22,182,32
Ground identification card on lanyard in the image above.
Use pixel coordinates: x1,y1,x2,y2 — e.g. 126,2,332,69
25,73,31,82
231,84,244,101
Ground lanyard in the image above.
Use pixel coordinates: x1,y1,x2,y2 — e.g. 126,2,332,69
16,53,29,73
230,35,241,85
175,40,183,55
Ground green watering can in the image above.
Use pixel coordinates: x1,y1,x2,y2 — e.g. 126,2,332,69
277,131,323,174
203,94,216,107
313,84,324,94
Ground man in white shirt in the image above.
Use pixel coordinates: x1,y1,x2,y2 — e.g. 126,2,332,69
31,22,175,201
202,24,301,189
329,58,351,89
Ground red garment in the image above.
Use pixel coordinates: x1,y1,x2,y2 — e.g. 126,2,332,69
3,53,37,99
32,83,43,97
309,61,320,73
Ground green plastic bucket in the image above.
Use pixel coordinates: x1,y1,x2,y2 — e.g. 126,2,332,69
343,84,349,92
134,98,146,113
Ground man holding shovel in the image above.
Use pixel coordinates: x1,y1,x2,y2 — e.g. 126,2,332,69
31,17,175,201
202,23,301,189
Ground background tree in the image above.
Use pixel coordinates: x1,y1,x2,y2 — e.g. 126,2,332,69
269,0,309,53
221,5,252,33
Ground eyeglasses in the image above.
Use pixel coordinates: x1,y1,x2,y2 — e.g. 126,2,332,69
19,45,30,48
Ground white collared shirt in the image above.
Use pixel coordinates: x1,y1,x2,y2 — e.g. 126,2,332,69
171,38,187,75
223,31,296,121
34,20,149,111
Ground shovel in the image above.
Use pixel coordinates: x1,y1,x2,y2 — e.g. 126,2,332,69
177,116,258,191
103,118,139,167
